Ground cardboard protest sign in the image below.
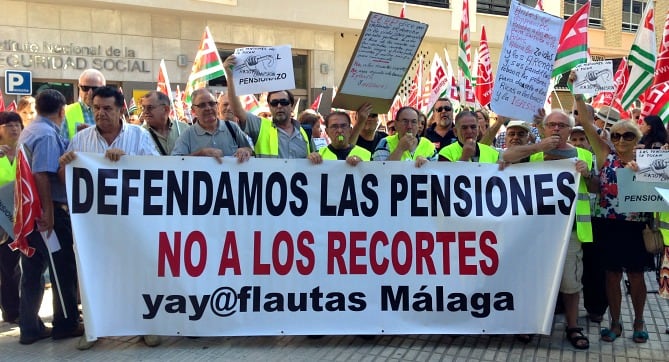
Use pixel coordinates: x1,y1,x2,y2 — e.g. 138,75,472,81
0,181,14,239
572,61,615,94
332,12,428,113
232,45,295,95
491,2,563,122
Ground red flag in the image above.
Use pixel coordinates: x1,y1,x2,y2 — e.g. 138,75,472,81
475,26,493,107
118,86,129,113
6,100,17,112
310,92,323,111
0,90,5,112
9,146,41,257
399,1,406,18
535,0,544,11
653,9,669,85
240,94,260,113
387,95,404,120
641,81,669,123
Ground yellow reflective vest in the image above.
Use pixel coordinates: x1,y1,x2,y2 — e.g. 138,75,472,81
385,135,436,161
319,145,371,161
657,212,669,246
65,102,86,139
254,117,310,158
438,142,499,163
530,148,593,243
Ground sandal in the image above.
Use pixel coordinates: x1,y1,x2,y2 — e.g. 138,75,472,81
600,321,623,342
633,319,649,343
566,327,589,349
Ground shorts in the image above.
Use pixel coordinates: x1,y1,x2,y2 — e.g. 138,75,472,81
560,231,583,294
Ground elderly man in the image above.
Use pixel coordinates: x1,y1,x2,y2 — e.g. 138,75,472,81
222,55,312,159
308,111,370,165
63,69,106,140
140,91,189,155
502,110,595,350
58,86,159,349
17,89,83,344
372,106,436,167
424,98,457,151
171,88,253,163
439,111,499,162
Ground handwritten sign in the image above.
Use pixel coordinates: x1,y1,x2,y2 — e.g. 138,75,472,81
491,1,563,122
232,45,295,96
635,149,669,182
332,12,428,113
573,61,614,94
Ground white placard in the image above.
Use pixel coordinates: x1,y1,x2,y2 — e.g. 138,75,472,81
491,1,564,122
572,61,615,94
616,167,669,212
232,45,295,96
66,154,578,339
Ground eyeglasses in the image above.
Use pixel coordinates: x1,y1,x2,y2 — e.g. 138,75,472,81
192,101,218,109
610,132,636,142
141,104,167,113
328,124,350,130
269,99,291,107
435,106,453,113
545,122,570,129
79,85,99,92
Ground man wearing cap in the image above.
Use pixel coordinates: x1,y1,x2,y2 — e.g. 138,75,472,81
502,110,596,350
569,126,591,151
308,111,370,165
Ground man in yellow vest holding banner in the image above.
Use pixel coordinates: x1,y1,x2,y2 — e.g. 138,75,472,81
63,69,106,140
372,106,436,167
308,111,371,165
222,55,311,159
502,109,596,350
438,110,499,163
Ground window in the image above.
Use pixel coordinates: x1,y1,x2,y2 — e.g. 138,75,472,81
563,0,602,27
389,0,449,8
622,0,648,32
477,0,536,16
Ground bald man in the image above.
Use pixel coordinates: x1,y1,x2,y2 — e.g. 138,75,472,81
63,68,106,140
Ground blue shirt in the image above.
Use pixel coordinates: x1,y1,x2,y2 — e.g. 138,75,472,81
18,116,69,203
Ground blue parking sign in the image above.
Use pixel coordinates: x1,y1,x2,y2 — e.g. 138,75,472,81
4,70,32,95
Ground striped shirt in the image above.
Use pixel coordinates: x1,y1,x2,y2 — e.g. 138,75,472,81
67,121,159,156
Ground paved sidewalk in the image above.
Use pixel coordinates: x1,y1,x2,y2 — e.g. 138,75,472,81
0,272,668,361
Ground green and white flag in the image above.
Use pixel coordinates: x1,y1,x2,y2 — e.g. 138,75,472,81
622,0,656,109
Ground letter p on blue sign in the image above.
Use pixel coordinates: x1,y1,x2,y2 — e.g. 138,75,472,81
4,70,32,95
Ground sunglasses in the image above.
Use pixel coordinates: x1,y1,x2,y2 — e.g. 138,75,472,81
269,99,291,107
435,106,453,112
79,85,100,92
610,132,636,141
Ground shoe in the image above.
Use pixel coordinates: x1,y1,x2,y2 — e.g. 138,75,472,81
565,327,589,349
19,327,52,345
633,319,649,343
515,334,533,343
52,323,85,340
143,335,161,347
76,335,97,350
600,321,622,342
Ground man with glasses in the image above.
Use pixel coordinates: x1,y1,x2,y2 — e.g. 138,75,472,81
439,111,499,162
171,88,253,163
502,110,596,350
140,91,189,155
425,98,457,151
222,55,312,159
64,69,106,140
308,111,370,165
372,106,436,166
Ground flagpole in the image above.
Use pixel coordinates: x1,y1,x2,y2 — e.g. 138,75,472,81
42,231,67,319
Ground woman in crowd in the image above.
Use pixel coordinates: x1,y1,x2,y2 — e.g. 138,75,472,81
0,111,23,325
16,96,36,127
572,73,653,344
639,115,667,150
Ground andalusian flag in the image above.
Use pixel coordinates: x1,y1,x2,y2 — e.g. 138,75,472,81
552,1,590,78
184,27,225,104
652,8,669,85
622,0,656,109
458,0,472,81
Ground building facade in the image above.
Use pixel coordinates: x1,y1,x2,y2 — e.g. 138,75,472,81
0,0,665,111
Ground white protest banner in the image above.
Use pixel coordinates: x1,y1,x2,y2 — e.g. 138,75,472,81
66,155,577,339
0,181,14,239
491,1,563,122
636,149,669,182
616,167,669,212
232,45,294,96
572,61,615,94
332,12,428,113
